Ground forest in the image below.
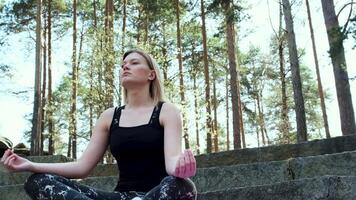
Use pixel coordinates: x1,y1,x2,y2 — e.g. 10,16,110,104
0,0,355,160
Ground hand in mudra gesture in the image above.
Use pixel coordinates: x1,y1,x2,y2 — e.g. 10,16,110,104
173,149,196,178
0,149,32,172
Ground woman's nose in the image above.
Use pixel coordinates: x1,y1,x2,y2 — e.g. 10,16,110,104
122,64,129,70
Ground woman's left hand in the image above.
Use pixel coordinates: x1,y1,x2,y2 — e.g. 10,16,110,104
173,149,196,178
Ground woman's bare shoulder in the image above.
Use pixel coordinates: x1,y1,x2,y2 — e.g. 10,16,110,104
161,102,180,114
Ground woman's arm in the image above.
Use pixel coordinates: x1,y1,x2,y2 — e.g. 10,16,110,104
160,103,196,178
1,108,115,179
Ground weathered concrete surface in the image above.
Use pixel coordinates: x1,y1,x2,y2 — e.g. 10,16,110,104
198,175,356,200
0,184,31,200
193,150,356,192
196,134,356,168
0,164,118,186
3,149,356,193
3,175,356,200
0,176,118,200
25,155,74,163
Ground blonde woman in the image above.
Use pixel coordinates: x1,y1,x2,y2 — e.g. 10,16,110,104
1,49,197,200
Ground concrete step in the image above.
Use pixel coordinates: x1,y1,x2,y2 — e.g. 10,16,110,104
0,176,119,200
2,175,355,200
196,134,356,167
0,164,118,186
192,149,356,192
3,149,356,192
198,175,356,200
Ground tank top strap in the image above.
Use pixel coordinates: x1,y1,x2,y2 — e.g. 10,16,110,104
110,105,125,131
148,101,164,127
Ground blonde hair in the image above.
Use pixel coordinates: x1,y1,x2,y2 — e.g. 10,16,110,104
122,49,165,104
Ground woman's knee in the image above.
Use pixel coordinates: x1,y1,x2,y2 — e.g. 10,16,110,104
161,176,197,196
24,173,53,192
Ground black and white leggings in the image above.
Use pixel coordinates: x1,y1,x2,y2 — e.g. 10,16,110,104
24,173,197,200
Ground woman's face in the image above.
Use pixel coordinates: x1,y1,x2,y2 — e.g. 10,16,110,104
120,52,155,87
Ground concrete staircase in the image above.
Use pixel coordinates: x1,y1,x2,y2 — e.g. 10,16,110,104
2,134,356,199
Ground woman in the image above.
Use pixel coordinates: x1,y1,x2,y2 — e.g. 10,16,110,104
0,49,197,200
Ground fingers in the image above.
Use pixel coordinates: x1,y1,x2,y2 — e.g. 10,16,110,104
187,150,196,176
4,154,17,167
1,149,12,162
174,149,196,178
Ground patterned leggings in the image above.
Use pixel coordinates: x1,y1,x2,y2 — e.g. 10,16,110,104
24,173,197,200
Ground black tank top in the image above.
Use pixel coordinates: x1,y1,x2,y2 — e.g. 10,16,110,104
109,102,168,192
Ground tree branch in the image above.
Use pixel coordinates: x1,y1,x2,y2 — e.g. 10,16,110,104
339,0,354,34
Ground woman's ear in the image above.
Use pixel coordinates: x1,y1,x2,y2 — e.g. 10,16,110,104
148,70,156,81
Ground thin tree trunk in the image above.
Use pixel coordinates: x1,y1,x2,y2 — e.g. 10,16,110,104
119,0,127,105
213,75,219,152
238,83,245,148
278,1,290,144
31,0,43,156
93,0,97,28
41,11,47,153
89,0,97,136
47,0,54,155
67,135,72,158
321,0,356,135
175,0,189,149
254,99,260,147
191,48,200,154
282,0,308,142
162,22,168,84
305,0,330,138
104,0,114,108
200,0,212,153
193,73,200,155
257,93,266,145
223,0,241,149
225,70,230,151
121,0,127,53
259,91,270,144
70,0,78,159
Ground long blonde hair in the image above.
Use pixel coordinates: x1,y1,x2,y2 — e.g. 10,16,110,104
122,49,164,105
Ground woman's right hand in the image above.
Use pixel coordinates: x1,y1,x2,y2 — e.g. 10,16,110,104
0,149,33,172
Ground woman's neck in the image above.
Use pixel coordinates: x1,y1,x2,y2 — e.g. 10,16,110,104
126,88,154,109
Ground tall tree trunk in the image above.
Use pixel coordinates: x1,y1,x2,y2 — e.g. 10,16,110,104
213,75,218,152
223,0,241,149
121,0,127,53
70,0,78,159
47,0,54,155
93,0,97,28
278,0,290,144
193,72,200,154
200,0,212,153
31,0,43,156
321,0,356,135
119,0,127,104
225,70,230,151
257,92,270,145
67,135,72,158
175,0,189,149
192,48,200,154
305,0,330,138
162,22,168,84
254,99,260,147
41,11,47,153
144,13,148,45
104,0,114,108
89,0,97,136
282,0,308,142
238,83,245,148
259,91,270,144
